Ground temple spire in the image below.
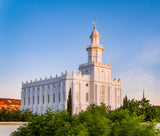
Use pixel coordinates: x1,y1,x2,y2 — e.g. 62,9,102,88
87,24,104,63
143,89,145,99
94,24,96,30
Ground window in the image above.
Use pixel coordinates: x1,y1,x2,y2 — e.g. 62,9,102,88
48,85,50,89
100,85,105,103
42,95,44,104
75,107,78,114
86,93,88,102
28,97,30,105
48,94,50,103
76,92,78,102
33,96,34,104
38,96,39,104
63,91,65,101
53,94,55,103
53,84,55,88
86,83,88,87
24,89,26,94
118,96,120,104
24,97,25,105
59,93,60,102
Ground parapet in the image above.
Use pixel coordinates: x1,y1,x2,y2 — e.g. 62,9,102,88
112,77,121,85
22,70,90,87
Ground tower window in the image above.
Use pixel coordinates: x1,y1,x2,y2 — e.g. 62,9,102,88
86,93,88,102
86,83,88,87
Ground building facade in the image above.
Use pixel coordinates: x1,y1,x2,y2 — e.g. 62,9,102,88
21,25,122,114
0,98,21,111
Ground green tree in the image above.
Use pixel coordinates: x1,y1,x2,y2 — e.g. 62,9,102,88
12,105,160,136
67,88,72,115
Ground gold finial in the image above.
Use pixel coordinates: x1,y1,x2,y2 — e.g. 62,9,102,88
92,21,97,30
92,21,97,25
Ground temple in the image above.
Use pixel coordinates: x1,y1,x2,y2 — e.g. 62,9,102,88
21,25,122,114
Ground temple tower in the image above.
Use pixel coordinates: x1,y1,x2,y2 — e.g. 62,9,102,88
87,25,104,63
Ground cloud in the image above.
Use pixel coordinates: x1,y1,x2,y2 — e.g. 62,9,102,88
120,68,160,105
119,39,160,105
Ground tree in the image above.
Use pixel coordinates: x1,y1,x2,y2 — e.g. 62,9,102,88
67,88,72,115
122,96,160,122
12,105,160,136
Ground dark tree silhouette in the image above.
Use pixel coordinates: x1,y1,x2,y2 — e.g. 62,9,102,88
67,88,72,115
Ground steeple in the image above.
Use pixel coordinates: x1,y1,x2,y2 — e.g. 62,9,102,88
143,89,145,99
87,24,104,63
90,25,101,46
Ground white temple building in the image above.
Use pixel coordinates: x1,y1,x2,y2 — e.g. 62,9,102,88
21,25,122,114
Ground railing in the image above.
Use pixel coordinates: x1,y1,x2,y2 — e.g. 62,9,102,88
87,44,103,48
79,62,111,68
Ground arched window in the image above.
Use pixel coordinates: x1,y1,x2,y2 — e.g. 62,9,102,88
76,92,78,102
48,94,50,103
86,93,88,102
59,93,60,102
100,85,105,103
42,95,44,104
33,96,35,104
28,97,30,105
63,91,65,101
24,97,25,105
53,94,55,103
118,96,120,104
75,107,78,114
37,96,39,104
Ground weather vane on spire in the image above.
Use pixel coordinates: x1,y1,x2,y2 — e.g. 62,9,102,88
92,21,97,30
92,21,97,25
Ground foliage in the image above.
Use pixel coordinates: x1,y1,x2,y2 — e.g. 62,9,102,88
12,104,160,136
67,88,72,115
0,108,37,122
122,96,160,122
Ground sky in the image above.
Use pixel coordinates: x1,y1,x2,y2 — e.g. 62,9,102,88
0,0,160,105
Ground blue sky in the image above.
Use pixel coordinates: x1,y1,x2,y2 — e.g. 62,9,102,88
0,0,160,105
